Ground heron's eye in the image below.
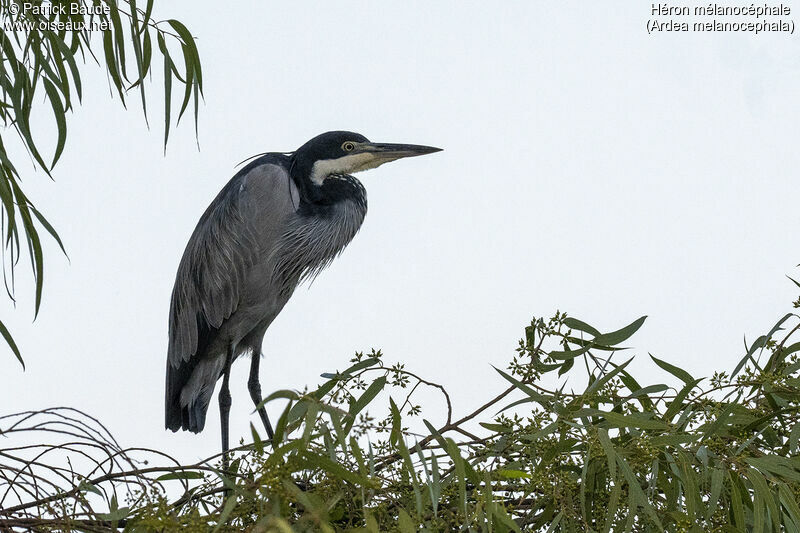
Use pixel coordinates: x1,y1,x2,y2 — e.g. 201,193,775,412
342,142,356,152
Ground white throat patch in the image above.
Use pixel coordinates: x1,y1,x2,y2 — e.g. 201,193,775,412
310,153,388,185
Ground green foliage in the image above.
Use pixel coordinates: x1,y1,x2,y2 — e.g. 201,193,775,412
3,289,800,531
0,0,202,367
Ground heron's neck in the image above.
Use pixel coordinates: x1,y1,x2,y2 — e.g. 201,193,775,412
297,173,367,215
290,155,367,209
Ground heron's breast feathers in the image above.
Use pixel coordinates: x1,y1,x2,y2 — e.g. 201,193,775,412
271,196,367,295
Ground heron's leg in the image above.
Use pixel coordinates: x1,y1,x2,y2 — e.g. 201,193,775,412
248,353,274,440
219,344,234,472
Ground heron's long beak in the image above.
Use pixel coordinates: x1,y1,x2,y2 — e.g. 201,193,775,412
358,142,442,160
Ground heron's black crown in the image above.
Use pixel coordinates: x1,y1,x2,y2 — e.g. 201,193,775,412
294,131,369,167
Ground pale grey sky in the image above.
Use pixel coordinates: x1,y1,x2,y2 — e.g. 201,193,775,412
3,1,800,463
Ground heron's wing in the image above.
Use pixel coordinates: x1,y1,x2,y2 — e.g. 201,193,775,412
167,158,297,367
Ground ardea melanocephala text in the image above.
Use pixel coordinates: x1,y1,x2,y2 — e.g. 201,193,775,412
165,131,441,462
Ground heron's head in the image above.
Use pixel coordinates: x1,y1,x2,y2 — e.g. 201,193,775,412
293,131,441,186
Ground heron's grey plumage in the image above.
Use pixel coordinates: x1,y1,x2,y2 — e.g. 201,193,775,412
164,131,440,463
165,158,367,433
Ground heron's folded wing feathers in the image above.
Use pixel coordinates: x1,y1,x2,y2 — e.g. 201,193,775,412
167,160,297,366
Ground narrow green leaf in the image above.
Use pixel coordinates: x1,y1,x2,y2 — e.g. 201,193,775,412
622,384,668,400
778,483,800,530
479,422,512,433
168,19,202,88
790,423,800,454
602,481,621,533
255,389,298,410
664,378,703,421
593,316,647,346
102,29,125,104
107,2,127,78
581,409,667,430
446,438,467,515
597,428,617,478
545,512,563,533
129,3,147,121
298,449,365,485
311,378,338,400
212,495,238,532
28,205,66,257
706,467,725,520
396,436,423,518
563,316,601,337
498,469,531,479
51,34,82,101
157,32,172,149
332,357,381,378
250,422,263,454
398,509,415,533
271,399,293,447
745,456,800,484
493,366,551,402
142,30,153,80
650,353,694,385
142,0,155,29
0,319,22,368
733,314,793,378
155,470,204,481
176,50,194,123
365,512,379,533
679,454,699,521
77,481,102,496
302,401,319,445
423,418,449,451
96,507,130,522
746,467,780,532
11,184,44,316
584,357,634,396
700,401,737,438
549,343,591,360
41,79,67,167
389,397,402,446
348,376,386,420
521,421,558,442
649,434,697,446
618,456,663,529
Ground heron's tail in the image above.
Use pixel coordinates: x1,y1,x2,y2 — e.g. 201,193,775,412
165,356,224,433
